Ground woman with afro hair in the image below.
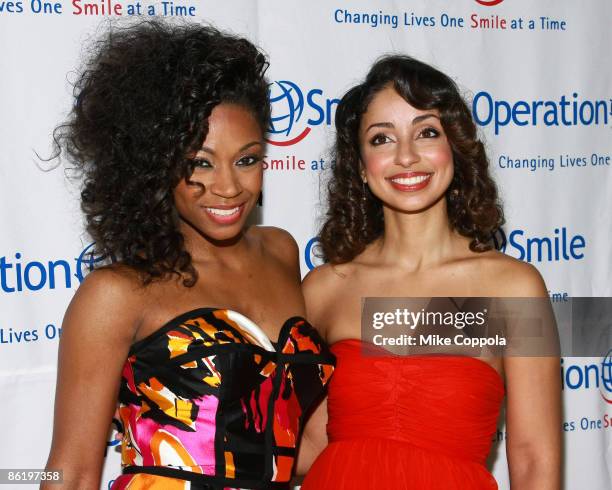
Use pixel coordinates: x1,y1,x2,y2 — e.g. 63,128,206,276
298,55,560,489
43,21,334,490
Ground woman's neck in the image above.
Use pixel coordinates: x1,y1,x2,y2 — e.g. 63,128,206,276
181,223,252,267
374,198,463,270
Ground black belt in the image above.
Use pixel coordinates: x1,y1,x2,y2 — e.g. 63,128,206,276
122,465,291,490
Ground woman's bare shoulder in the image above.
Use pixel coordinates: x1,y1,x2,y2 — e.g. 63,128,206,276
250,226,299,266
468,249,548,297
303,262,354,314
77,264,146,299
65,265,147,339
303,262,354,290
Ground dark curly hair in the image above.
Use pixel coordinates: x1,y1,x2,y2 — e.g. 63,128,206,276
319,55,504,264
54,20,270,285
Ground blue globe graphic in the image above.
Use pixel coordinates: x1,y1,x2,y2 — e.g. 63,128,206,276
75,242,110,282
492,228,507,252
269,80,304,136
602,349,612,396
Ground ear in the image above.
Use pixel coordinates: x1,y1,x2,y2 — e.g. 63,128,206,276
359,160,367,183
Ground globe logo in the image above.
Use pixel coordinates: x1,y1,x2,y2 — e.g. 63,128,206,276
267,80,311,146
492,228,507,252
305,237,324,271
601,349,612,404
75,242,111,283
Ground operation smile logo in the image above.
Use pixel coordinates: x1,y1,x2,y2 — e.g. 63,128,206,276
266,81,611,142
266,80,339,147
304,237,324,270
0,243,104,345
472,91,612,135
492,227,586,262
562,351,612,409
305,226,587,271
266,83,611,143
0,242,106,294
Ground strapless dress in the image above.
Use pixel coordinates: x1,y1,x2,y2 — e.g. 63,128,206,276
301,339,504,489
110,307,335,490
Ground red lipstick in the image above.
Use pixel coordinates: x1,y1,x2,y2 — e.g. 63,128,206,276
386,172,432,192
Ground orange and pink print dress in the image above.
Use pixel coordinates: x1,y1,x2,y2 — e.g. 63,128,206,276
110,308,335,490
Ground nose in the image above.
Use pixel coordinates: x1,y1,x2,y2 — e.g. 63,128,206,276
396,140,419,167
209,165,242,198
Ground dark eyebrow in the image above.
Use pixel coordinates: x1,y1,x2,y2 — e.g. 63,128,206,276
364,122,394,133
239,141,263,152
412,113,440,124
199,146,215,155
364,114,439,133
199,141,263,156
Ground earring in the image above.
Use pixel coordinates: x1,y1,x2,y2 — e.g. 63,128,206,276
360,167,368,202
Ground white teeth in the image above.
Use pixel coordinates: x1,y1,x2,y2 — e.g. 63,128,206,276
206,206,240,216
391,175,430,186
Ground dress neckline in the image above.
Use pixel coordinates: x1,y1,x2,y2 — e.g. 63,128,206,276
129,307,306,356
330,337,505,387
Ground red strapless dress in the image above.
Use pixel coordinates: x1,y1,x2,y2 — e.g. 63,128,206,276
302,339,505,489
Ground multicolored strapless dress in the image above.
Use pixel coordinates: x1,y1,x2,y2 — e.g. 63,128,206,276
110,308,335,490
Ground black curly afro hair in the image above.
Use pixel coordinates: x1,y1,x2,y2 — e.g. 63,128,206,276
54,20,270,285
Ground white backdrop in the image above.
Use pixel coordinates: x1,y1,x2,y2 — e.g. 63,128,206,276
0,1,610,489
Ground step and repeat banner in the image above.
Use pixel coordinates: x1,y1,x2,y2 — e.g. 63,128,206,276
1,1,610,488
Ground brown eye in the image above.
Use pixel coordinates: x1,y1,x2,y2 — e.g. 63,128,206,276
192,158,212,169
419,127,440,138
236,155,261,167
370,133,391,146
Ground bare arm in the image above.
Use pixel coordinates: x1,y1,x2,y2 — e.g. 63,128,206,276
295,266,334,475
296,396,328,476
42,269,142,489
504,264,562,490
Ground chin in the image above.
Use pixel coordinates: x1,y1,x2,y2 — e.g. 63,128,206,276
203,224,247,243
384,193,447,214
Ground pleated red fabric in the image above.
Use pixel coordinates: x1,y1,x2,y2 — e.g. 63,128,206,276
302,339,505,489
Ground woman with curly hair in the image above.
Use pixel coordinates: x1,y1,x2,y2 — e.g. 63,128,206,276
299,56,560,489
43,21,334,490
